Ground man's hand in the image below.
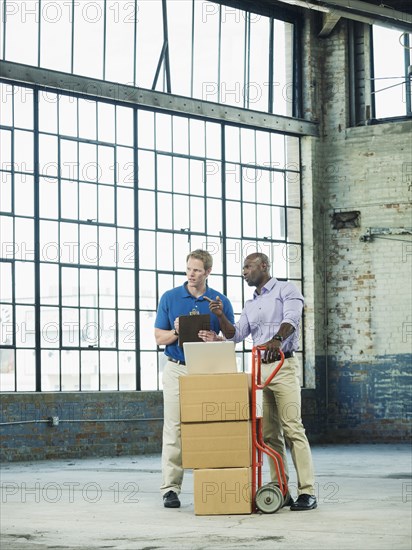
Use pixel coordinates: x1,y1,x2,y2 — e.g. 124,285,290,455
203,295,223,317
198,330,222,342
262,338,282,363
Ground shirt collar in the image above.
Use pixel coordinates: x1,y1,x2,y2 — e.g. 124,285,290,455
180,281,210,299
253,277,278,299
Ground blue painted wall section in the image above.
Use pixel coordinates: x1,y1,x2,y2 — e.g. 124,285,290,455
322,354,411,442
0,391,163,462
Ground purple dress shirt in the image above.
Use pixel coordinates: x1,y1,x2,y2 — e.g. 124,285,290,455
230,277,304,352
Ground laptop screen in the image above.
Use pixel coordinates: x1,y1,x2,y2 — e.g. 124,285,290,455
183,341,239,375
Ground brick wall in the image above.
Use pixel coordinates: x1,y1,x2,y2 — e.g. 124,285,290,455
0,392,163,461
302,17,412,442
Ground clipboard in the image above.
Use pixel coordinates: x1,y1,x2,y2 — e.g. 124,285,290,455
178,314,210,347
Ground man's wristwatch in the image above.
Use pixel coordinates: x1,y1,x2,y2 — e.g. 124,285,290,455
273,334,283,342
173,329,179,336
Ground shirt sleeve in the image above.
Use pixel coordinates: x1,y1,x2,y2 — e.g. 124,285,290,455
221,295,235,325
281,283,304,330
154,292,171,330
227,307,251,344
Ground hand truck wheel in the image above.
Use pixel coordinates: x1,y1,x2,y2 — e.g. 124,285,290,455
255,483,283,514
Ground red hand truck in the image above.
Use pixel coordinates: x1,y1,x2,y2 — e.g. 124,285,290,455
251,346,288,513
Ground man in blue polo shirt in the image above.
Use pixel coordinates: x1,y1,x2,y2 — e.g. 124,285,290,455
154,249,234,509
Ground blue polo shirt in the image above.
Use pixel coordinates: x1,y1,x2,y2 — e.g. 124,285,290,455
155,282,235,362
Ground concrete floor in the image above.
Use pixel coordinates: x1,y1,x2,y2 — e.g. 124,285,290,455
0,444,411,550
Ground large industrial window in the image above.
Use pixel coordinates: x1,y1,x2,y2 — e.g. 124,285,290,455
0,81,302,391
0,0,299,116
372,26,411,119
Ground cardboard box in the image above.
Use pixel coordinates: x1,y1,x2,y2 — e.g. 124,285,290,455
181,421,251,469
180,373,250,423
194,468,252,515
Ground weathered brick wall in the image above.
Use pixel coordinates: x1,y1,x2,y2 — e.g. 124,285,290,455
304,17,412,441
0,390,323,461
0,392,163,461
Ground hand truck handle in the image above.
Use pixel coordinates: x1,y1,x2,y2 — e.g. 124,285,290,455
252,346,285,389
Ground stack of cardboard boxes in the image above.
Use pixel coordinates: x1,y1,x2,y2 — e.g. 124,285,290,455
179,373,253,515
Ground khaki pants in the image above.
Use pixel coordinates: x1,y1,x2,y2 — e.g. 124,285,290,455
160,360,187,496
262,355,315,496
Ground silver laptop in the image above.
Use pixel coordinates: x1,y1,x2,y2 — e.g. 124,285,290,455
183,341,239,375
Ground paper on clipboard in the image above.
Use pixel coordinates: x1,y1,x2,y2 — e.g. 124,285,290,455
178,314,210,347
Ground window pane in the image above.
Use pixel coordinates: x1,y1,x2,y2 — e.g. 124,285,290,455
249,17,269,112
15,218,34,261
105,0,135,84
5,0,39,66
99,270,116,309
0,349,15,391
14,130,34,173
98,103,116,143
116,146,134,187
156,114,172,153
119,351,136,390
16,349,36,391
220,8,245,107
39,91,58,133
40,307,59,349
61,181,78,220
41,350,60,391
39,134,58,178
40,220,59,263
138,111,155,150
40,0,72,72
167,1,192,97
139,231,156,270
193,2,219,102
273,21,293,116
157,193,172,230
80,268,98,308
0,173,11,213
61,350,80,391
117,187,134,228
14,174,34,217
135,0,163,89
40,263,59,305
139,270,156,310
15,305,35,347
116,106,134,147
118,310,136,350
99,310,116,348
98,185,115,224
100,351,118,390
0,304,13,345
78,100,97,141
73,0,104,79
62,267,79,307
59,97,78,138
80,350,99,390
118,269,135,309
373,26,409,118
14,87,34,130
62,308,79,347
140,351,157,391
173,194,189,231
0,85,13,127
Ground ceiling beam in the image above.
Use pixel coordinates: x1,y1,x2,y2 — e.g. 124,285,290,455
319,0,411,25
319,13,342,36
274,0,412,31
0,61,319,137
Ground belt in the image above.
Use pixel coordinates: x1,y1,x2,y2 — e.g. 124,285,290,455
262,351,294,364
167,357,186,366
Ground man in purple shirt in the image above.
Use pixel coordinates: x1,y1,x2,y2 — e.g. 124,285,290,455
200,252,317,511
